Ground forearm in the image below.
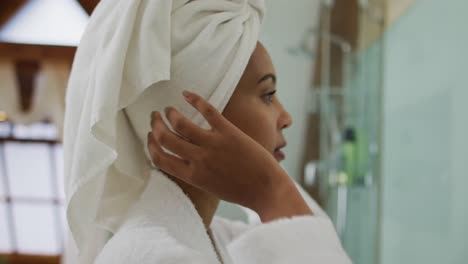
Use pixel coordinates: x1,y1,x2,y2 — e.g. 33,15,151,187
253,168,314,223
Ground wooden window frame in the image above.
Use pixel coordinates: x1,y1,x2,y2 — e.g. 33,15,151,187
0,121,63,264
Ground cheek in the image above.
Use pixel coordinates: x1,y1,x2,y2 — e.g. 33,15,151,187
227,106,277,151
247,117,276,151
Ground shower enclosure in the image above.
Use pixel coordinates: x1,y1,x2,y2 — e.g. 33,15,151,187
302,1,385,263
305,0,468,263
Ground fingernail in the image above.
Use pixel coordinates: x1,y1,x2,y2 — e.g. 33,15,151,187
182,90,192,101
164,106,171,115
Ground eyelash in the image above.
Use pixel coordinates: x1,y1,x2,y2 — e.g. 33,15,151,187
263,90,276,104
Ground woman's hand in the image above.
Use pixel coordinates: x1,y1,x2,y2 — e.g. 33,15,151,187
148,90,312,221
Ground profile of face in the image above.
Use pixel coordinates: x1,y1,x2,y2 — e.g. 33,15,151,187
222,42,292,162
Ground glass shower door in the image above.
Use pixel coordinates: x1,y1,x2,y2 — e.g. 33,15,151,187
313,2,384,263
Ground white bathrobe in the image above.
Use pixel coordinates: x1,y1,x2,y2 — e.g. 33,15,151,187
93,171,352,264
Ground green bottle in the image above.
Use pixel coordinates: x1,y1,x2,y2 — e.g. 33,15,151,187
343,127,356,185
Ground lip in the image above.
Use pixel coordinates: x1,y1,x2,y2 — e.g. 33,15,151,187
274,149,285,161
274,141,287,161
276,141,287,149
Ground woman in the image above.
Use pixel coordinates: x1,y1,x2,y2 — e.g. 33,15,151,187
63,0,351,263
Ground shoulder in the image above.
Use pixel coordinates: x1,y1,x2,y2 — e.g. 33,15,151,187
210,216,255,245
209,184,330,245
94,225,208,264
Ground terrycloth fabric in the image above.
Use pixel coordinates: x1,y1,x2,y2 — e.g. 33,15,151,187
238,177,329,225
63,0,264,262
94,171,352,264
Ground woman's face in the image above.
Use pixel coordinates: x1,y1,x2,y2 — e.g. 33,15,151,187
222,42,292,162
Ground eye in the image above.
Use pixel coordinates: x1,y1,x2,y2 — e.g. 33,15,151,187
263,90,276,104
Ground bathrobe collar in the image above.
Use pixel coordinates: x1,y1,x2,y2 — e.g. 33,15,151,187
121,170,220,261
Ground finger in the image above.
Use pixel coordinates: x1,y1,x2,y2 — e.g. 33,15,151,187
182,90,225,131
147,132,192,180
151,111,198,161
164,106,208,145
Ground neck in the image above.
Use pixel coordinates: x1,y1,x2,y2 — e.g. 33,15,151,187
169,176,220,229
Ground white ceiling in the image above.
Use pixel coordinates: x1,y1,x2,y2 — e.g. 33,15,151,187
0,0,89,46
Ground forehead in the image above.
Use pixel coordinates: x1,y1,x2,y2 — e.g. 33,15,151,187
233,42,276,94
247,42,275,76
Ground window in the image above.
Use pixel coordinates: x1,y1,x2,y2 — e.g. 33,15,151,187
0,121,66,258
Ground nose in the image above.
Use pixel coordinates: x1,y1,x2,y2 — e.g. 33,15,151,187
278,103,292,129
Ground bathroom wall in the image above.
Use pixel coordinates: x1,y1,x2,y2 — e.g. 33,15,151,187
381,0,468,262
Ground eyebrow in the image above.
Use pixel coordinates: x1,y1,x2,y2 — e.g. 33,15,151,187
257,73,276,84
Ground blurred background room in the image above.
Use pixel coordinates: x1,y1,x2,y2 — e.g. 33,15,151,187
0,0,467,263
